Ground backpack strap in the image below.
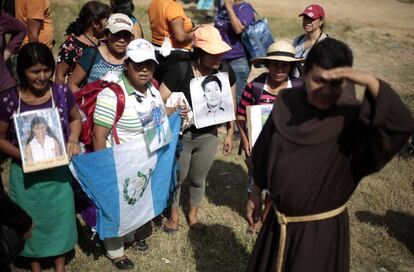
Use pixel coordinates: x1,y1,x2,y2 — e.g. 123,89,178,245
105,82,125,145
251,73,267,104
150,78,159,89
179,61,190,89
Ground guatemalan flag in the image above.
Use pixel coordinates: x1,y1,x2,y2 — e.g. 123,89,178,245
70,112,180,239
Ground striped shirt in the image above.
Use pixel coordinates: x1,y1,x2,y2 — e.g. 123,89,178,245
237,73,293,118
93,74,164,147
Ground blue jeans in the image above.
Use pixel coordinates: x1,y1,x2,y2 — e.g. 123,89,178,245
226,57,250,106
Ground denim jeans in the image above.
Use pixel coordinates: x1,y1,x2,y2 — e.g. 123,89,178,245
226,56,250,106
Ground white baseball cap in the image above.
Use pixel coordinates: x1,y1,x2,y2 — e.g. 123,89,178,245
106,13,133,34
126,39,159,64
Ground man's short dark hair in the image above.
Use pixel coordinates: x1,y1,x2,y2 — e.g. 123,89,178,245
304,38,353,74
201,75,222,92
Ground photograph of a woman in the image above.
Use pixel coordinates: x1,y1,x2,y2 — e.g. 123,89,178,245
25,116,62,164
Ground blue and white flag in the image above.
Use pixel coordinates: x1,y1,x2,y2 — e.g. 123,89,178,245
70,112,180,239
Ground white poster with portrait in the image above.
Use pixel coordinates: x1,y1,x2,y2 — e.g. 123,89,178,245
246,104,274,149
13,108,69,173
190,72,235,129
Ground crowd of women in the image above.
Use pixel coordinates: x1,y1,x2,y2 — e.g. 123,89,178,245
1,1,413,272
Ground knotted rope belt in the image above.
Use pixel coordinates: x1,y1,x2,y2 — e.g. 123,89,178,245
273,203,347,272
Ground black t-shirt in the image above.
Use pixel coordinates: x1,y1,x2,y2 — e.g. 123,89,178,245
162,60,236,134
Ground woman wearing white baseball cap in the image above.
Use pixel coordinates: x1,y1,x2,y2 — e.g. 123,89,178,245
93,38,185,270
93,39,156,270
67,13,134,92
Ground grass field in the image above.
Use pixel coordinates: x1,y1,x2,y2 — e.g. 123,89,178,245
5,0,414,271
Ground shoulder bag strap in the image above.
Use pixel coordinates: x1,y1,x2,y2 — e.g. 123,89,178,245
251,7,260,19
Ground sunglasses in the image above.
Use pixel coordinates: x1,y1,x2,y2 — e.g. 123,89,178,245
109,31,133,40
328,79,344,87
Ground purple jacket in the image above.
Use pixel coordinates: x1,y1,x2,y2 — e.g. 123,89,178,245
0,11,27,91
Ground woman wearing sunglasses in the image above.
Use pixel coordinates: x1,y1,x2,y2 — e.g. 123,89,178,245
67,13,134,92
292,4,328,78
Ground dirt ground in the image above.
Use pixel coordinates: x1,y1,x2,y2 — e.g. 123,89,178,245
6,1,411,271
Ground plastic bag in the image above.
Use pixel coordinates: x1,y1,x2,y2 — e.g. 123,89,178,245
160,36,172,57
165,92,193,132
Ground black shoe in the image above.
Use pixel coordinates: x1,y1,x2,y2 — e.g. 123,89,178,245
0,263,11,272
112,257,134,270
399,144,414,159
134,239,149,252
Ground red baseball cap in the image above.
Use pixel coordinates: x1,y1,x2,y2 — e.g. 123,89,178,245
299,4,325,19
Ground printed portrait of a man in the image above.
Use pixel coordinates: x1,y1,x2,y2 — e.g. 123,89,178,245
191,72,235,128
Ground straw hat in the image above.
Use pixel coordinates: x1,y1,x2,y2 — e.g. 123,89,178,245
193,26,231,55
251,41,303,65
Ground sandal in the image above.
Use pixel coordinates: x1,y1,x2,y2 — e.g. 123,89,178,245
163,219,178,234
247,227,260,235
247,222,261,234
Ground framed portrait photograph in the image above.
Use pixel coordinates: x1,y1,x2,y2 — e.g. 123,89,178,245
190,72,235,129
139,99,172,153
13,108,69,173
246,104,274,149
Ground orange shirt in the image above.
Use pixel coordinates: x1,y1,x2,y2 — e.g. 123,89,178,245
15,0,53,49
148,0,192,50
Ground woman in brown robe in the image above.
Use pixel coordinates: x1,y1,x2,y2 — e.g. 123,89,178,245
246,38,414,272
